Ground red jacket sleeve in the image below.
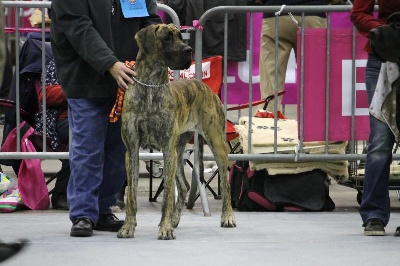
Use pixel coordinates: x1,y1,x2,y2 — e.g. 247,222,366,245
350,0,382,53
350,0,400,54
38,85,67,107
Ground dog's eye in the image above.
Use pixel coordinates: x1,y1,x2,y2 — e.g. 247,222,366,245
164,33,172,42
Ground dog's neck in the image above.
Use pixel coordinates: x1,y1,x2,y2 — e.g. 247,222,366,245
135,55,170,87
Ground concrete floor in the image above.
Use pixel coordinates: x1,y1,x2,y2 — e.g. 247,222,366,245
1,158,400,266
2,106,400,265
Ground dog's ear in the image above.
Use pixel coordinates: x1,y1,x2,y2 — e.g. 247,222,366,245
135,25,157,54
167,23,179,30
387,12,400,25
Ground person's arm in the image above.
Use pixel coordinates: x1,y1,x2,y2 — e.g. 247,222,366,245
51,0,117,75
350,0,382,38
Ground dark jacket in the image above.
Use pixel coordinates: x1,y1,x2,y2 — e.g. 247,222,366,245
50,0,161,98
261,0,329,18
165,0,247,61
351,0,400,54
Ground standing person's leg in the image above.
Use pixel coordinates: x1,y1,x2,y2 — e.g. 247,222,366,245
98,118,127,214
360,54,393,236
51,159,70,210
67,98,112,236
51,118,70,210
259,16,298,112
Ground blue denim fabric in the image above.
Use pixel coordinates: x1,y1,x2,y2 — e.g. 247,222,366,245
359,54,394,226
67,98,127,224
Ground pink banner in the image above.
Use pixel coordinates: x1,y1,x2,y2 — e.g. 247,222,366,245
298,28,370,141
223,13,297,105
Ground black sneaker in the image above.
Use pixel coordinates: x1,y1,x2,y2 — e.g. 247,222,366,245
94,213,124,232
364,218,385,236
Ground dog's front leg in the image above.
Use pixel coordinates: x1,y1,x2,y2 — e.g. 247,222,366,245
158,142,178,240
171,132,192,228
117,136,140,238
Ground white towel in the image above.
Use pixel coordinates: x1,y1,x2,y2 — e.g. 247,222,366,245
369,62,400,141
234,116,349,181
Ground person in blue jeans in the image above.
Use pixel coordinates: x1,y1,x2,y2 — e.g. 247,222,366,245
351,0,400,236
50,0,161,237
361,55,393,235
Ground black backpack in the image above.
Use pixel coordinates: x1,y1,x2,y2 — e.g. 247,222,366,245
229,161,335,212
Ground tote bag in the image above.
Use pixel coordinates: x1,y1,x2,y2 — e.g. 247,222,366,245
1,121,50,210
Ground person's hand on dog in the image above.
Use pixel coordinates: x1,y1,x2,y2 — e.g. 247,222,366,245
109,61,136,90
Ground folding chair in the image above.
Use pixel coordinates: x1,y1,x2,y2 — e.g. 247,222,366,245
185,91,286,208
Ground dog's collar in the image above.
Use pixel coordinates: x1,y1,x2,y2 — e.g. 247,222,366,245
132,75,170,88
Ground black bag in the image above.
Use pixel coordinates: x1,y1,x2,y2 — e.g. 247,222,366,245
229,161,335,212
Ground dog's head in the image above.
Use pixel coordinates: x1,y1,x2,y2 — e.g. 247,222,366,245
369,12,400,63
135,24,192,70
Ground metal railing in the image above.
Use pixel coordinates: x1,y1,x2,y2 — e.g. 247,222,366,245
0,1,178,160
0,3,391,178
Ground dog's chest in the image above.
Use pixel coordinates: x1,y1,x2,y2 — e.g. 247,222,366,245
133,92,176,147
136,111,175,150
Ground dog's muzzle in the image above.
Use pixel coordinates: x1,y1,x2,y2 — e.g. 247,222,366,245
182,46,193,70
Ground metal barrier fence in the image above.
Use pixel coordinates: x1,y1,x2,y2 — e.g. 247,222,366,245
0,3,395,183
0,1,179,161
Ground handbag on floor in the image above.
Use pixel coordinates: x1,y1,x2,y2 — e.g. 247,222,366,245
229,161,335,212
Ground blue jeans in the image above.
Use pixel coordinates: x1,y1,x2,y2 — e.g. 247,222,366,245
359,54,394,226
67,98,127,224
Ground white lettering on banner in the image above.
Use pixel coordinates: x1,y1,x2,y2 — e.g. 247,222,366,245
236,51,260,84
342,59,369,116
226,50,296,85
168,61,211,80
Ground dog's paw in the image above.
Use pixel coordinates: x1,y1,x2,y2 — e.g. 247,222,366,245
157,226,176,240
117,222,136,238
220,211,236,228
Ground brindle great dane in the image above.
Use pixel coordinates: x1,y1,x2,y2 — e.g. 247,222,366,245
117,24,236,240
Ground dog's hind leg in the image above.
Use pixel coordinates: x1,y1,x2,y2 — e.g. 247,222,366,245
171,132,192,228
202,128,236,228
117,132,140,238
186,135,206,209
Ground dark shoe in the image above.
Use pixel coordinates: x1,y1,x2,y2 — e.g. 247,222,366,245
51,193,69,210
394,226,400,237
364,218,385,236
94,213,124,232
111,187,126,212
70,218,93,237
0,239,30,263
111,200,125,212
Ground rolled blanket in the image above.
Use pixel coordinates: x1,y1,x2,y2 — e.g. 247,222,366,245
234,116,349,181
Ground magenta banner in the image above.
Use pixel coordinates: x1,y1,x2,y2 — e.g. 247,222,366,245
298,28,370,142
223,13,298,105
